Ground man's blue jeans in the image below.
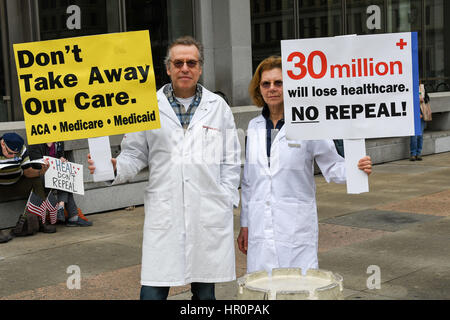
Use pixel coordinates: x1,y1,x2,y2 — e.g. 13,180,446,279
410,119,426,156
140,283,215,300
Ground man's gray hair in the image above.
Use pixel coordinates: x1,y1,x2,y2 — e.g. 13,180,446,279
164,36,204,68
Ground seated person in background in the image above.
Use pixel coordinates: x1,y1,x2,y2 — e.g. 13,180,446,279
0,133,53,243
28,141,92,227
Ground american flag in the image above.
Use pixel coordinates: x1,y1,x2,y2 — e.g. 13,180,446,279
43,192,58,225
26,191,58,224
26,191,46,223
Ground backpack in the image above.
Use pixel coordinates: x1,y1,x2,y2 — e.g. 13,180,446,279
419,84,432,121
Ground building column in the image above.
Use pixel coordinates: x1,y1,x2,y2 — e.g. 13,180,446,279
5,0,38,121
195,0,253,106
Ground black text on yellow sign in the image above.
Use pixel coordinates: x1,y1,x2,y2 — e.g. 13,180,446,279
14,30,160,144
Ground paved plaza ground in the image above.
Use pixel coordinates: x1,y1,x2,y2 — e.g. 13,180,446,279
0,152,449,300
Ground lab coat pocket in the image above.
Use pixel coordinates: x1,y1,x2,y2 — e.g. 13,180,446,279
202,127,222,165
273,201,315,243
279,140,306,171
200,191,232,228
248,200,265,240
144,191,173,230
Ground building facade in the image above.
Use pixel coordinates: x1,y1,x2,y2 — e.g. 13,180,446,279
0,0,449,222
0,0,449,123
250,0,450,92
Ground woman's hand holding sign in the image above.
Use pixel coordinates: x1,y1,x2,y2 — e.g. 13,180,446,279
357,156,372,175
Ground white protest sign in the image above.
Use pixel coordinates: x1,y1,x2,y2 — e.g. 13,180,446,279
44,156,84,195
281,32,420,140
281,32,419,194
344,139,368,194
88,136,115,182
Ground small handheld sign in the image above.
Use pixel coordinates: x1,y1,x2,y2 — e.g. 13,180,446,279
44,156,84,195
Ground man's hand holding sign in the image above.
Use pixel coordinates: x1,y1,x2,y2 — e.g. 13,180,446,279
281,32,419,193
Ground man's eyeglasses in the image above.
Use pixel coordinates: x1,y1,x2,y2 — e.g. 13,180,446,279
171,59,200,69
260,80,283,89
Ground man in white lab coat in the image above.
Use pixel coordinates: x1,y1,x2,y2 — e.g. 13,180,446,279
88,36,241,300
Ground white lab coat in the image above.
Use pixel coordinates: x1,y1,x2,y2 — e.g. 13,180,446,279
241,115,346,275
113,85,241,286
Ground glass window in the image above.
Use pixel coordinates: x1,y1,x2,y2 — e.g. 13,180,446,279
0,18,7,122
254,0,260,13
386,0,421,33
38,0,109,41
385,1,423,82
125,0,194,89
347,0,386,35
251,0,340,71
276,20,283,38
249,0,448,93
265,22,271,41
423,0,450,92
276,0,283,10
299,0,342,38
254,23,261,43
250,0,295,72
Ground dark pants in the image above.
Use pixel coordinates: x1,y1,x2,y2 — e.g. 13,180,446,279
0,176,46,202
410,118,426,156
41,174,78,218
57,190,78,218
140,283,215,300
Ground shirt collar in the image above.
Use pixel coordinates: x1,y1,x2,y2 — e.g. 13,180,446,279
164,83,202,103
262,104,270,119
262,104,285,126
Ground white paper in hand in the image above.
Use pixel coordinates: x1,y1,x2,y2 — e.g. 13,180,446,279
88,136,115,182
344,139,369,194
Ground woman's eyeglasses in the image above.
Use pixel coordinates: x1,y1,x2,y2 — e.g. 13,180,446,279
171,59,200,69
260,80,283,89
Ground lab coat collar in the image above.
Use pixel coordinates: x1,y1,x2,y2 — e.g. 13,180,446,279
254,115,287,144
188,85,216,129
251,115,286,176
253,115,287,175
157,87,182,127
255,115,265,124
269,125,286,175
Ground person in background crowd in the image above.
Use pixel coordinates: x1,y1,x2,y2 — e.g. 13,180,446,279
0,133,53,243
410,82,431,161
28,142,92,227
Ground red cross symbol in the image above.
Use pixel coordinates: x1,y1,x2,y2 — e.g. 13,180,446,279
396,39,407,50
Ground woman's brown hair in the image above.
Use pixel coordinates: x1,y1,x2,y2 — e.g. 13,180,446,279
248,56,282,107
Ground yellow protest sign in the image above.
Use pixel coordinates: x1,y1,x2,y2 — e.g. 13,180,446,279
13,30,160,144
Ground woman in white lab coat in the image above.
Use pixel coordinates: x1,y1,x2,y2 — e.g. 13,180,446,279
237,56,372,274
